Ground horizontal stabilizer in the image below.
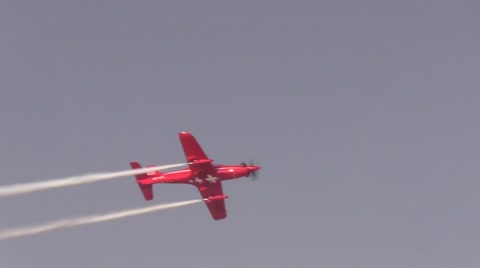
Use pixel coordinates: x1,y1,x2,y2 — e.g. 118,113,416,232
130,161,155,201
139,184,153,200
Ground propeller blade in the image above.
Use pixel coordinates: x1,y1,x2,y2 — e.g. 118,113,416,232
249,160,259,180
242,160,260,180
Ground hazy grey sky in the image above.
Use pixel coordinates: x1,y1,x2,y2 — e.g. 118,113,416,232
1,1,480,267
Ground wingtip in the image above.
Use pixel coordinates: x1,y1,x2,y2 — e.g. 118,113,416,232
178,131,193,137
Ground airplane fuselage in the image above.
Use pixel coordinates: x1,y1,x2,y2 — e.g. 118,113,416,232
137,164,256,186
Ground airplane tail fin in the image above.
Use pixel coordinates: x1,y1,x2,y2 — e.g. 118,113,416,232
129,161,156,201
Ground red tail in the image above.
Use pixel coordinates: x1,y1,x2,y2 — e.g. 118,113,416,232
129,162,156,201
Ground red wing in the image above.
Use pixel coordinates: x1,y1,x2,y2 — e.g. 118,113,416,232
178,132,209,162
178,132,216,175
179,132,226,219
197,183,227,220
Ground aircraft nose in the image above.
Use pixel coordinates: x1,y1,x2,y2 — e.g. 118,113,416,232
249,165,260,172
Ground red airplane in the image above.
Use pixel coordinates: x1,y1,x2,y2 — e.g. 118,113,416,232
129,132,261,220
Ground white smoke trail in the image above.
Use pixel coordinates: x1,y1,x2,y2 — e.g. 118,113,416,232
0,199,202,241
0,163,186,197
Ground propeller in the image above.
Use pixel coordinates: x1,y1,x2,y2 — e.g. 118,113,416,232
242,160,259,180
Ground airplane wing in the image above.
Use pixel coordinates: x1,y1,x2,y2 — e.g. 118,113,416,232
178,132,216,176
179,132,227,220
197,183,227,220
